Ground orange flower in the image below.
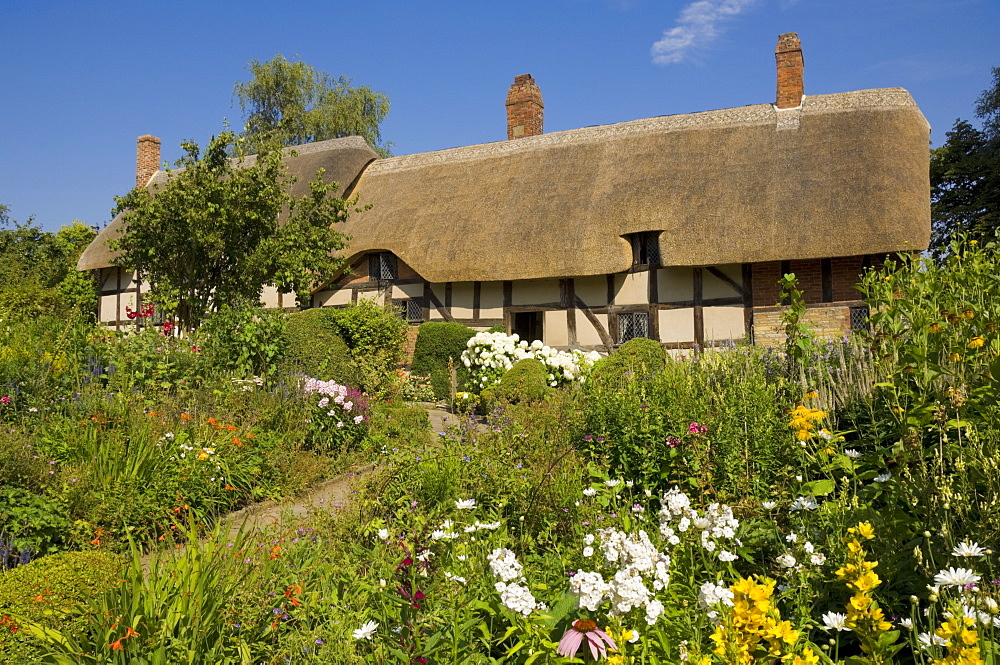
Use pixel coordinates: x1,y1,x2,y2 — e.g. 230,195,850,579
109,638,125,651
124,627,139,639
180,412,191,421
269,545,283,559
232,436,242,446
226,424,237,432
224,484,238,491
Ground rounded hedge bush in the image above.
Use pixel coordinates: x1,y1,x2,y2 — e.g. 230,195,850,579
481,358,549,407
411,322,476,399
0,550,123,663
590,337,666,386
283,308,360,386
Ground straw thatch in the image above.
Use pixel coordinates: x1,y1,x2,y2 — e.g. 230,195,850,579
79,89,930,279
343,88,929,283
77,136,378,271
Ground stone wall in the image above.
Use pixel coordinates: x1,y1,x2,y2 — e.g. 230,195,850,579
752,302,865,346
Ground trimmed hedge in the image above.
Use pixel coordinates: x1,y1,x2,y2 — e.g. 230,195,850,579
481,358,549,407
590,337,666,386
411,322,476,399
0,551,123,663
283,308,360,386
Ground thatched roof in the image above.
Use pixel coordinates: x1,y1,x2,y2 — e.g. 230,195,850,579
77,136,378,271
80,89,931,279
343,88,929,283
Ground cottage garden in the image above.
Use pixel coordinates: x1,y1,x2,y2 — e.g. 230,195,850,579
2,240,1000,664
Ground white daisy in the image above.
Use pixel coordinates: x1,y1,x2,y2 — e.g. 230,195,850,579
934,567,981,587
874,472,892,483
844,449,862,458
455,498,476,510
761,501,777,510
352,620,379,640
789,496,819,511
821,612,850,632
952,541,988,557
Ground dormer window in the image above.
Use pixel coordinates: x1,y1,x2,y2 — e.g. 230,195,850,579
369,252,398,281
627,232,661,267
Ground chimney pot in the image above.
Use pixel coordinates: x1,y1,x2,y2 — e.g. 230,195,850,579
774,33,804,109
505,74,544,140
136,134,161,188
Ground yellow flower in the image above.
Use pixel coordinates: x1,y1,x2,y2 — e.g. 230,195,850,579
804,390,819,400
950,352,963,362
606,656,624,665
793,647,820,665
929,322,942,333
796,429,813,441
850,522,875,540
968,336,985,349
963,308,975,319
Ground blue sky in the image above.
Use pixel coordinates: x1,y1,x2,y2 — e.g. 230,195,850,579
2,0,997,232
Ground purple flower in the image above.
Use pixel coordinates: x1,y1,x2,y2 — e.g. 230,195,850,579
556,619,617,660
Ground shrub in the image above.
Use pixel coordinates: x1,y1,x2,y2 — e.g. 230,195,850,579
0,550,123,664
197,304,287,381
589,337,665,386
283,308,360,385
411,322,476,399
482,358,549,407
327,300,408,394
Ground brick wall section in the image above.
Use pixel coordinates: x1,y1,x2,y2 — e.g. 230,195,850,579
506,74,544,140
136,135,161,188
789,259,823,303
402,326,419,362
753,304,854,346
752,261,783,307
754,256,873,305
832,255,864,301
774,33,804,109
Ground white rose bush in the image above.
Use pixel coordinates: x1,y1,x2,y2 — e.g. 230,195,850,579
460,331,602,390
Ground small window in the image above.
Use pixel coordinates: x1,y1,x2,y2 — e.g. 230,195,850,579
618,311,650,343
369,252,398,281
394,299,423,324
627,232,661,267
849,306,870,333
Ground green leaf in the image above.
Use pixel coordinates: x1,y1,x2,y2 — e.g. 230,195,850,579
800,479,835,496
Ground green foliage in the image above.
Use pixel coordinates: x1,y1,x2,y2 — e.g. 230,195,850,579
234,53,392,157
0,216,97,319
327,300,408,394
283,307,360,385
779,272,818,370
0,550,123,664
481,358,549,407
411,322,475,399
589,337,665,386
101,326,204,394
0,486,72,555
930,66,1000,256
198,304,288,381
111,131,355,328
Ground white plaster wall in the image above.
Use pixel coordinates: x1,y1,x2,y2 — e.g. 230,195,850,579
119,292,138,320
392,283,424,299
574,276,607,307
657,267,694,303
703,264,743,299
479,282,504,318
576,311,610,346
451,282,475,319
513,279,560,306
703,305,746,341
101,268,119,292
122,271,140,290
544,311,569,346
260,285,280,308
315,288,352,307
614,273,648,306
659,308,694,344
100,294,117,323
357,289,382,304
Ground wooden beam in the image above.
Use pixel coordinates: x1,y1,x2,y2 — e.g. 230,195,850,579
503,281,513,308
573,295,613,353
566,279,577,345
821,258,833,303
693,267,704,350
473,281,481,320
445,281,453,310
705,266,746,299
421,282,432,322
606,274,616,306
427,285,456,322
742,263,754,343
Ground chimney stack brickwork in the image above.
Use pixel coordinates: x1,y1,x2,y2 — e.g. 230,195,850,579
774,33,804,109
506,74,544,140
136,135,161,188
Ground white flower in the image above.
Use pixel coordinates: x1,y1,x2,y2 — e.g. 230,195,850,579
761,501,777,510
583,534,595,546
570,570,609,611
845,448,862,458
777,553,797,568
952,541,988,557
785,532,798,543
488,548,524,582
789,496,818,511
583,546,594,557
645,599,665,625
498,582,537,616
874,472,892,483
821,612,850,632
718,550,738,562
352,620,379,640
698,581,735,609
377,528,389,540
803,541,814,553
917,632,949,649
605,479,621,488
455,498,476,510
810,553,827,566
444,571,467,584
899,618,913,629
583,488,598,497
934,567,981,587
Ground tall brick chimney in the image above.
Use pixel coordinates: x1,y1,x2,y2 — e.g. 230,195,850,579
774,33,804,109
506,74,544,140
136,134,161,188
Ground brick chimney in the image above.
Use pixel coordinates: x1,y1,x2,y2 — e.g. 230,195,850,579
774,33,804,109
136,134,161,188
506,74,544,140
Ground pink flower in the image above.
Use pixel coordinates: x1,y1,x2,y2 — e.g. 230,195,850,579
687,422,708,436
556,619,617,660
0,396,9,404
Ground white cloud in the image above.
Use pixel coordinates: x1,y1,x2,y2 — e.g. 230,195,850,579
651,0,759,65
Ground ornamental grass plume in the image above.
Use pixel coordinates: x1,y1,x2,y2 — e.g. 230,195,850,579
835,522,897,663
708,576,805,664
556,619,617,660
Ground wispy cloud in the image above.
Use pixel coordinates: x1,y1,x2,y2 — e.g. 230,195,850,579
651,0,759,65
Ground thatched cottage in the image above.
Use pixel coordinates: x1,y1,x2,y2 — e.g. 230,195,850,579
78,33,931,351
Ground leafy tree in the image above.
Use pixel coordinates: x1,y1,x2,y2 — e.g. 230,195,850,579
930,67,1000,256
234,54,391,157
0,208,97,318
110,131,356,329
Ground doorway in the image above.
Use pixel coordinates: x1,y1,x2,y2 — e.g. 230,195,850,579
512,311,544,344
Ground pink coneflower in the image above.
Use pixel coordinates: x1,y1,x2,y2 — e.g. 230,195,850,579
556,618,617,660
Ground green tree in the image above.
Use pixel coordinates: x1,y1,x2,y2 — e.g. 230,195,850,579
110,131,356,329
234,54,391,157
930,67,1000,256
